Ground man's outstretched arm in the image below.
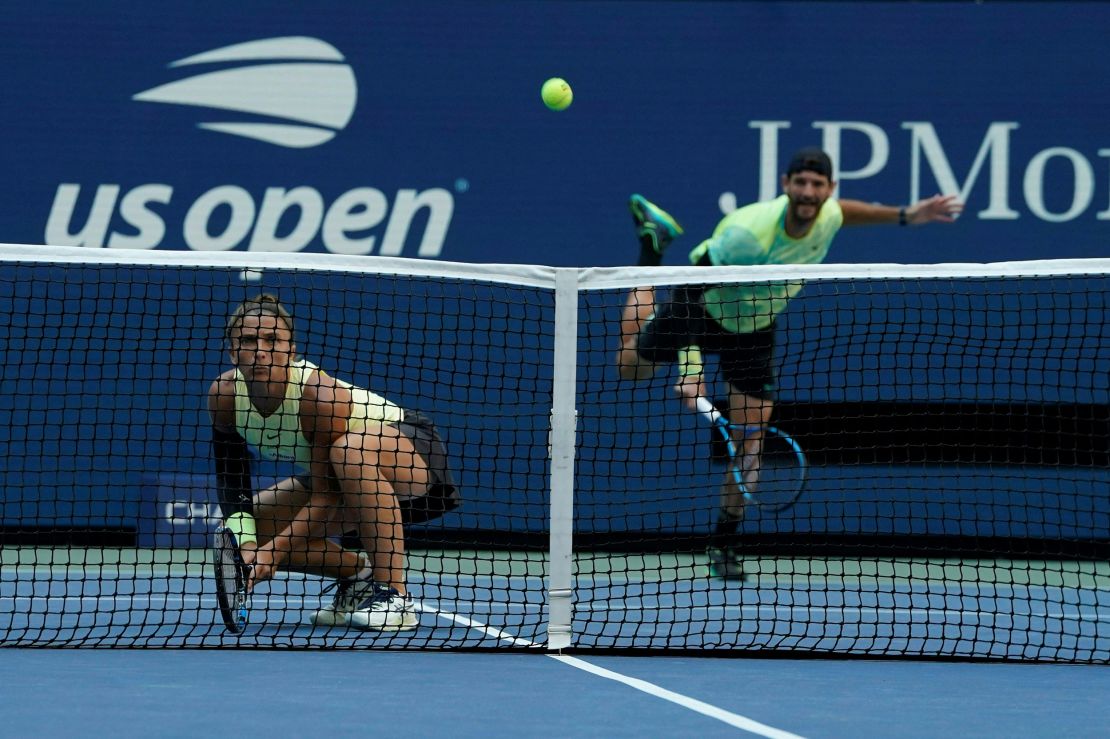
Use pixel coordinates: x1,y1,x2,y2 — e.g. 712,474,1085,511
840,194,963,227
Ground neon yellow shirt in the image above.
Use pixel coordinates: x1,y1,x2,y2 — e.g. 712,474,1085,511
688,195,843,334
233,359,402,471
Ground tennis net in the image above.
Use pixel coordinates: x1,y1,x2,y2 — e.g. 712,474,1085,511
0,244,1106,660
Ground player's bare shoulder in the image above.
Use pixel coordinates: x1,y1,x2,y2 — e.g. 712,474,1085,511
208,368,239,401
207,369,239,421
208,366,241,410
299,368,351,440
302,368,353,400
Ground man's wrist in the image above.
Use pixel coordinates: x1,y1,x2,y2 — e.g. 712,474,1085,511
898,206,908,226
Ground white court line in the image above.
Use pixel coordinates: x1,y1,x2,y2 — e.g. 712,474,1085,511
0,594,546,615
9,568,1107,591
2,595,1105,622
415,603,536,647
573,605,1110,621
550,654,806,739
417,602,807,738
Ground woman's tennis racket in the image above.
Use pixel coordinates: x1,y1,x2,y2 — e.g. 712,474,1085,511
212,525,251,634
692,395,807,513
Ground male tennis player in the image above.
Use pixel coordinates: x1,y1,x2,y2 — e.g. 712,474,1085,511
616,147,962,580
209,294,458,629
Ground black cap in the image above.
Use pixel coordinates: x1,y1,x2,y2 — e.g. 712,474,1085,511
785,147,833,179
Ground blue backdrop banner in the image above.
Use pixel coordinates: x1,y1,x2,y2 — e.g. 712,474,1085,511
0,2,1107,544
1,1,1107,267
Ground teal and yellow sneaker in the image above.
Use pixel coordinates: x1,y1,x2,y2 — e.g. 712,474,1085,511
629,194,684,258
707,546,748,581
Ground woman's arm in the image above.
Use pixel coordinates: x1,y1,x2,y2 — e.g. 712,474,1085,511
248,372,350,584
207,376,254,520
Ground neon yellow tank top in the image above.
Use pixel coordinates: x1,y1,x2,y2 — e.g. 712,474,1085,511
233,359,403,471
688,195,843,333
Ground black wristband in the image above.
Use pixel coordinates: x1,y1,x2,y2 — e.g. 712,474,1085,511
213,428,254,517
898,207,908,226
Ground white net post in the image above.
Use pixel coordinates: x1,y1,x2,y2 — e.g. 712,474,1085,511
546,268,578,650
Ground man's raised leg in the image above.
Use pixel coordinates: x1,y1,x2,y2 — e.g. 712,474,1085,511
617,195,685,380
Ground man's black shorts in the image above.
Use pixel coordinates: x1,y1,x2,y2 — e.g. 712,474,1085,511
636,285,777,399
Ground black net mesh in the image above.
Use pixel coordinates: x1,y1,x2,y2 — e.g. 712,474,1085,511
0,250,1106,660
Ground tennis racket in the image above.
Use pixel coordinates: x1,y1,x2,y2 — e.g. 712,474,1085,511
692,395,807,513
212,524,251,634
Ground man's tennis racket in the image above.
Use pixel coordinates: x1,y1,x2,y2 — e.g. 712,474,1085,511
212,524,251,634
692,395,807,513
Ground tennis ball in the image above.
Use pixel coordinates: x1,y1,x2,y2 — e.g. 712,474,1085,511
541,77,573,111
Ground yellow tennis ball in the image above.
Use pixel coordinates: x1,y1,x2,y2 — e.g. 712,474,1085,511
541,78,573,111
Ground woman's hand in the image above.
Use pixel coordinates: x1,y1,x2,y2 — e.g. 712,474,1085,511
242,540,287,591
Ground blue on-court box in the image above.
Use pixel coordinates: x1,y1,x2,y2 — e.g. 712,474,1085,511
137,474,221,548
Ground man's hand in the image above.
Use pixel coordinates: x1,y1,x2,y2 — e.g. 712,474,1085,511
907,194,963,224
673,373,708,414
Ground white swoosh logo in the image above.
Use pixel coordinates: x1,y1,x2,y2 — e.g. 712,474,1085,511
133,36,357,148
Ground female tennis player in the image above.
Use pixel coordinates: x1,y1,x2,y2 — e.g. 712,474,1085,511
208,294,458,631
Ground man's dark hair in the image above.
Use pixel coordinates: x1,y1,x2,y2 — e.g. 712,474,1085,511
785,147,834,179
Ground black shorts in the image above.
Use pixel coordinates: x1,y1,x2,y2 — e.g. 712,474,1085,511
636,285,777,399
394,409,460,525
296,408,459,527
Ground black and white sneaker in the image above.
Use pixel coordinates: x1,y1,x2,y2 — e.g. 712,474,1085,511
349,583,419,632
310,571,377,627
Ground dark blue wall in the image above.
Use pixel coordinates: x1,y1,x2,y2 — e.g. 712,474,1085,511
2,2,1109,266
0,2,1107,541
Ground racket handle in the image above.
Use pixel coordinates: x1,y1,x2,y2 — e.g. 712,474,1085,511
693,395,724,425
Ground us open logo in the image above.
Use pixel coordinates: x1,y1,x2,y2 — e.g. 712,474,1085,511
133,36,357,148
45,35,456,254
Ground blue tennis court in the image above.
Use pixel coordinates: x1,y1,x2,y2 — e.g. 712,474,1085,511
3,642,1109,737
3,549,1106,659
